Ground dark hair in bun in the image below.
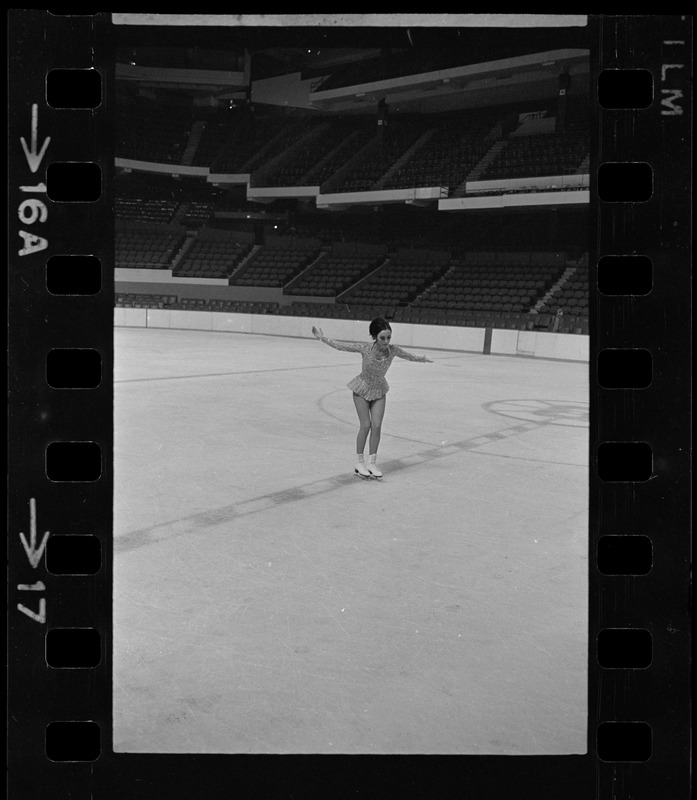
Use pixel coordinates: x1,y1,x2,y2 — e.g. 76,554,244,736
369,317,392,339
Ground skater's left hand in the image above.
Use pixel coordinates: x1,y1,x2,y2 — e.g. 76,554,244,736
422,356,433,363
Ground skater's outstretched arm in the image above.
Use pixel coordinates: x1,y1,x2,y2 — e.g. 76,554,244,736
392,344,433,363
312,326,365,353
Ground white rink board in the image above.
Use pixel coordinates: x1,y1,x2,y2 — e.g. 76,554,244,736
115,308,588,362
490,328,519,355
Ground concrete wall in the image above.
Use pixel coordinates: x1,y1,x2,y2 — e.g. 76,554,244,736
115,308,588,362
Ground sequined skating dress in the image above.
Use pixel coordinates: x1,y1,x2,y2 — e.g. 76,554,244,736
319,335,427,401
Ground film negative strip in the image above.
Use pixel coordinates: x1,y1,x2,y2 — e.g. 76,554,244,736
7,12,691,799
592,15,691,794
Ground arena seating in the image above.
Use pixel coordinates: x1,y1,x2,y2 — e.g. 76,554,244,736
116,228,186,269
174,233,253,279
411,251,566,314
115,292,586,333
300,125,377,188
333,120,430,192
381,120,490,192
116,294,281,315
212,118,317,174
115,250,588,333
339,248,451,306
114,110,589,333
229,238,323,287
193,114,321,173
182,201,215,226
116,197,179,224
116,292,178,308
191,115,242,168
259,120,370,187
285,243,387,296
116,101,193,164
537,264,590,318
278,302,394,320
481,128,589,180
205,117,279,173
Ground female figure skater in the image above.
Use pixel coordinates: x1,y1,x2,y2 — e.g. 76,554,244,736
312,317,432,479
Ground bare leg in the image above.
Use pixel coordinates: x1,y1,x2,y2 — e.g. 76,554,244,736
368,396,386,455
352,393,372,454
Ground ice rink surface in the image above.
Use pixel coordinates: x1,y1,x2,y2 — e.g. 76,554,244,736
113,326,589,755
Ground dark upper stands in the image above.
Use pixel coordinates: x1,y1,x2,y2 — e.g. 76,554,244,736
332,120,430,192
116,227,185,269
116,99,193,164
229,237,322,287
114,95,589,333
173,230,253,279
538,263,589,316
211,118,318,174
381,120,490,192
481,128,588,180
116,197,179,224
285,243,387,296
339,248,451,306
259,119,374,187
411,251,566,313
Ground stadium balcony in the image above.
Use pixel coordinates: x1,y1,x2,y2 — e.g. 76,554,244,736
182,201,215,226
116,292,178,308
332,122,430,192
115,289,588,333
212,118,318,175
299,126,377,188
338,248,451,306
381,119,491,192
481,129,589,181
537,269,590,317
116,102,194,164
408,252,572,315
116,228,186,270
259,120,363,187
285,244,387,297
115,197,179,224
229,238,323,288
191,116,244,168
173,234,253,279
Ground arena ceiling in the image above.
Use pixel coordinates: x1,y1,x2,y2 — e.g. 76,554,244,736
115,25,591,114
115,22,590,77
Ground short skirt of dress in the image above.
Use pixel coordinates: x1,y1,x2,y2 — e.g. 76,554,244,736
347,375,389,401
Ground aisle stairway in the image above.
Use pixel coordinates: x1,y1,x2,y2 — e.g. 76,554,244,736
180,121,207,166
532,266,577,312
451,140,507,195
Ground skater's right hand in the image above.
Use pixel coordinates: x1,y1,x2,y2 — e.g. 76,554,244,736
312,326,324,339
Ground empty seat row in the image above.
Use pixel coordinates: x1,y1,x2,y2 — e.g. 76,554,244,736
114,293,588,333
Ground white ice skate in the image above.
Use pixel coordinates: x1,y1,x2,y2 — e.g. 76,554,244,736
367,455,383,479
354,456,372,479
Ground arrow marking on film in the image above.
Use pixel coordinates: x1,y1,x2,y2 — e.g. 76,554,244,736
17,599,46,624
19,498,50,569
20,104,51,173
